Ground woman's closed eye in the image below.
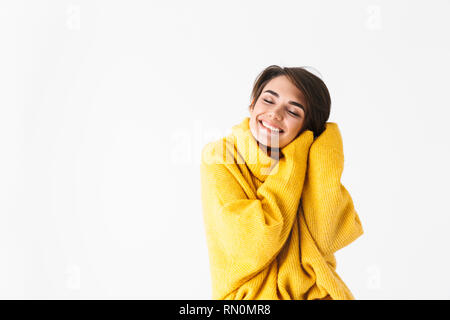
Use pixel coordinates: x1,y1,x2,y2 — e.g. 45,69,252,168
263,99,300,117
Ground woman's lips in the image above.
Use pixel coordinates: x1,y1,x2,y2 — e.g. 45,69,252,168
258,119,284,134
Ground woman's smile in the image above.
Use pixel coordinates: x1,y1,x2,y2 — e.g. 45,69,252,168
258,119,284,135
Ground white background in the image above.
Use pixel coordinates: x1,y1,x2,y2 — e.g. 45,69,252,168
1,0,449,299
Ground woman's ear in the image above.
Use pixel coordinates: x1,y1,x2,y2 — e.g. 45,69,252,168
249,98,255,111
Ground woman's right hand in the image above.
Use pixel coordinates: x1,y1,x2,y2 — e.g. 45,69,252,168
281,129,314,162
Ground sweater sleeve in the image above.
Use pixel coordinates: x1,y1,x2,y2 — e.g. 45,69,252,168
300,129,364,256
200,131,314,299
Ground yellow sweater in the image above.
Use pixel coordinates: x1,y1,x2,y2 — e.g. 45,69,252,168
200,117,364,300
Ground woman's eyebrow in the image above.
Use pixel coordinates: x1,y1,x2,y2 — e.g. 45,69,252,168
263,90,305,111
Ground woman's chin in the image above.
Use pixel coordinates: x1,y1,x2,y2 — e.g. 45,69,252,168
257,134,279,146
251,127,283,149
257,138,281,150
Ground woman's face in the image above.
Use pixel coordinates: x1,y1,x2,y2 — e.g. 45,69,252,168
249,75,307,149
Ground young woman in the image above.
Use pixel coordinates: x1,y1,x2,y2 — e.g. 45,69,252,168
200,65,364,300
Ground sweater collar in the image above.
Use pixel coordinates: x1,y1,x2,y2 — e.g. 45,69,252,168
230,117,279,182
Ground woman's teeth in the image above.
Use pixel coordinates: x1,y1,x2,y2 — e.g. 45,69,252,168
260,120,283,133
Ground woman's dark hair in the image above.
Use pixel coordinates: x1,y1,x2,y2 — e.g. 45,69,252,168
248,65,331,138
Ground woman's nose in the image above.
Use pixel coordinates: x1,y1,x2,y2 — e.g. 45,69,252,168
268,105,283,120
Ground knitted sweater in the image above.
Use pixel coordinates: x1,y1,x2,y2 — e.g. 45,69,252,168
200,117,363,300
